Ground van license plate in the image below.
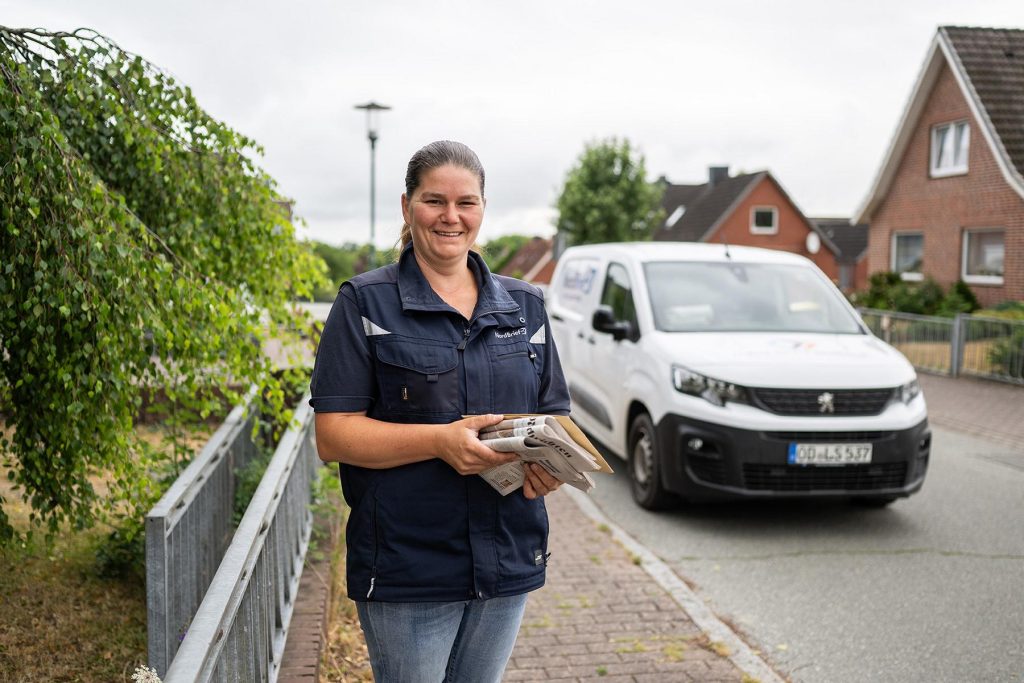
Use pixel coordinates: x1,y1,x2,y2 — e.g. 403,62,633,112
788,443,872,466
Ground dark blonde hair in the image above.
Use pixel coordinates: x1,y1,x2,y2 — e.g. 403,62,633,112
398,141,486,251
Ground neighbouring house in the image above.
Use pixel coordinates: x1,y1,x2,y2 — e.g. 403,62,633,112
498,236,556,284
856,26,1024,306
652,166,867,291
812,217,870,292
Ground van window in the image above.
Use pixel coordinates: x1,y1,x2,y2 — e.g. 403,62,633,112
600,263,638,328
556,258,601,313
643,261,861,334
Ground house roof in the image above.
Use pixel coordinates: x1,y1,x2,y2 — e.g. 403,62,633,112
657,170,843,258
655,172,765,242
810,218,869,262
856,26,1024,222
498,236,554,283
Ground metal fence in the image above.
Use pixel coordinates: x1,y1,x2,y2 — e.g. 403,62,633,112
146,392,262,676
859,308,1024,384
162,396,318,683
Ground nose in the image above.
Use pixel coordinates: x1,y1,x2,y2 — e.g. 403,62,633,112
441,202,459,224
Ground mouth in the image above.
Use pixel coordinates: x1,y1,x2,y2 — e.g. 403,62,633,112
433,230,464,238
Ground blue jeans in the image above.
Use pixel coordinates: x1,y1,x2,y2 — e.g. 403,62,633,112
355,594,529,682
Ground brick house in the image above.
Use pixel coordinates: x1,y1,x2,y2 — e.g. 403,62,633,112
653,167,868,291
856,26,1024,306
498,236,556,284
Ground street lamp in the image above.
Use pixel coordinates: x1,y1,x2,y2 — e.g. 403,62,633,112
354,101,391,269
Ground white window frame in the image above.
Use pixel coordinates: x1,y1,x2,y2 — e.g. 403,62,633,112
930,120,970,178
891,232,924,281
750,206,778,235
961,228,1005,286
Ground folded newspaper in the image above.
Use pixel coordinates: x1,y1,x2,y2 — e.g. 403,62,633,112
476,414,613,496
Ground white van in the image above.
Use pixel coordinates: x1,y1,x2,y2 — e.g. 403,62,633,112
546,242,930,509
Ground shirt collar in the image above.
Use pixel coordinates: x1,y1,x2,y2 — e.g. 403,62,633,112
397,242,519,318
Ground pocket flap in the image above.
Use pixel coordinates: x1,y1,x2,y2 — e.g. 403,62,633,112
376,340,458,374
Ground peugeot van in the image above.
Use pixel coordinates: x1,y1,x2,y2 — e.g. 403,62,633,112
546,242,930,509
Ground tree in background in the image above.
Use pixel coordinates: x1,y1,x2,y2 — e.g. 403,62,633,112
481,234,532,274
0,27,326,543
555,138,663,246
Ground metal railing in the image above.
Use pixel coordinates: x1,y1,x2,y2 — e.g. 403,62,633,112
859,308,1024,384
163,395,318,683
146,391,261,676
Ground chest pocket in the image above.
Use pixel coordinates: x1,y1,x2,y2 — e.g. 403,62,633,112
489,339,541,414
375,339,459,415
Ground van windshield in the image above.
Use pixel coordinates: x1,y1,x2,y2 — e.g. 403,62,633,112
643,261,863,334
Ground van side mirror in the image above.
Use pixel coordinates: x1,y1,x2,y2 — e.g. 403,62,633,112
592,305,633,341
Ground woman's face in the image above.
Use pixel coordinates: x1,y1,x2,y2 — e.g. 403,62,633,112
402,164,485,267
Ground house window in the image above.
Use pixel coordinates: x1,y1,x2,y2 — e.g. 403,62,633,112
962,229,1004,285
750,206,778,235
930,120,969,177
892,232,923,281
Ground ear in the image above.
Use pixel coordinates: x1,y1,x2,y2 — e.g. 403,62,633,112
401,193,411,225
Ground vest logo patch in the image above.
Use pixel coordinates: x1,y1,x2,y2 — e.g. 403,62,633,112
494,327,527,339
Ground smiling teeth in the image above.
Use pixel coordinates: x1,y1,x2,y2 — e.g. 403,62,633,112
437,231,461,237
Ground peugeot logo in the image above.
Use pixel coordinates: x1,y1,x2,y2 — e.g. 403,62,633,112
817,392,835,414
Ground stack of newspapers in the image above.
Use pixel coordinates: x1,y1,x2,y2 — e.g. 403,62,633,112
478,415,613,496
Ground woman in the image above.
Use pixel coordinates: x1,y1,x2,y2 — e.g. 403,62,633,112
310,140,570,682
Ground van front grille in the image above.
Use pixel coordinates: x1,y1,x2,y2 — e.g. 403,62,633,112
751,388,894,416
742,463,907,492
763,431,887,442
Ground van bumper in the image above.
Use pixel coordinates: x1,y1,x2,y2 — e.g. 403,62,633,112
655,414,931,501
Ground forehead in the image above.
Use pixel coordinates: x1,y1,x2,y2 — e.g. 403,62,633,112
416,164,482,196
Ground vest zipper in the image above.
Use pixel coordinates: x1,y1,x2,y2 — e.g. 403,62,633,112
367,498,379,599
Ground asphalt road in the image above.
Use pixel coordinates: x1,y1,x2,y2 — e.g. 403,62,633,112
587,425,1024,682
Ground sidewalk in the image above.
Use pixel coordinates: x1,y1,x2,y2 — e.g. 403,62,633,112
917,373,1024,450
506,490,776,682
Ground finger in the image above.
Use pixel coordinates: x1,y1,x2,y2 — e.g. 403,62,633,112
461,413,504,431
524,463,551,496
523,474,538,499
529,463,560,490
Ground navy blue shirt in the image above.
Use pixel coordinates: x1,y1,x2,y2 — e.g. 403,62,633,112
309,244,570,602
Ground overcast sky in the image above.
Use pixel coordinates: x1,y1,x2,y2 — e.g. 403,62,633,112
4,1,1023,247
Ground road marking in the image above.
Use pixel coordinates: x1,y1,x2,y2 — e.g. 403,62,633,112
564,486,786,683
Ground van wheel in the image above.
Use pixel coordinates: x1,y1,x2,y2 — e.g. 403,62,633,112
628,413,677,510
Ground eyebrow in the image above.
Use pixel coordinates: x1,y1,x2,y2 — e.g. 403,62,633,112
420,191,481,201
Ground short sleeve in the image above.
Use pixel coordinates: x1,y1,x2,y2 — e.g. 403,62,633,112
309,283,376,413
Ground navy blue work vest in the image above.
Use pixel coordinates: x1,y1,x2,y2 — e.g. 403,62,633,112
309,245,570,602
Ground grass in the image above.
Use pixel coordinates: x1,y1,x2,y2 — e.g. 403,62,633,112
0,480,148,682
0,422,213,682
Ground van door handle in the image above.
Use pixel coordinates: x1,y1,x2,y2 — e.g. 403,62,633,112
551,313,564,322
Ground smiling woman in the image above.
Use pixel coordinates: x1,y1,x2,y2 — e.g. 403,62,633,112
309,140,572,682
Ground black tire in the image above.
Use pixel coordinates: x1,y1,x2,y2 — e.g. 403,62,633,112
627,413,677,510
852,496,897,508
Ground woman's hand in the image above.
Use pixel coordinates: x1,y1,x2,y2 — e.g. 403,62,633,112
523,462,562,499
436,414,518,475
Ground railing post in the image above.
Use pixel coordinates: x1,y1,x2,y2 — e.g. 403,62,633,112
950,314,964,378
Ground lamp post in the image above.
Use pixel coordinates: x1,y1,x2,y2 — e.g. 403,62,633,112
354,101,391,270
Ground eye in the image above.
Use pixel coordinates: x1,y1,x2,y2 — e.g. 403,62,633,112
424,198,443,205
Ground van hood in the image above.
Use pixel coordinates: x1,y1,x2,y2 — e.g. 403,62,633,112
648,331,916,389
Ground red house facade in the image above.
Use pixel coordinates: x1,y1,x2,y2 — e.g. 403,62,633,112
653,167,867,291
856,26,1024,307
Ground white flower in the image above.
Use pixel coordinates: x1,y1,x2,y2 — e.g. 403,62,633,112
131,665,163,683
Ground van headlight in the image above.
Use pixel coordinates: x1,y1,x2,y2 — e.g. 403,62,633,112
896,379,921,405
671,365,749,407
